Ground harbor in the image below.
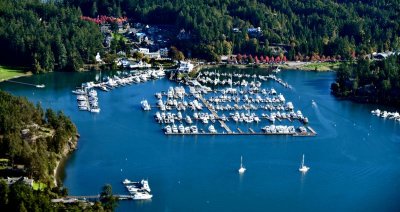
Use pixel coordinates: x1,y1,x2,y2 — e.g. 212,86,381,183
72,68,167,113
2,69,400,212
142,69,316,136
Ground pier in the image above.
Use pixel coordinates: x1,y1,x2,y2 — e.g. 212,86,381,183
198,95,232,134
307,126,317,135
66,194,135,201
165,132,316,136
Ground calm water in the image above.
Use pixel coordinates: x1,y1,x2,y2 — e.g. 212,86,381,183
1,70,400,212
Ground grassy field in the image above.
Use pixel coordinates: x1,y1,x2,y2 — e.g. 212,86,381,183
0,66,30,81
32,182,47,191
300,62,341,71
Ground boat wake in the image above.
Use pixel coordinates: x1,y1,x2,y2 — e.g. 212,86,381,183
311,100,317,108
311,101,338,139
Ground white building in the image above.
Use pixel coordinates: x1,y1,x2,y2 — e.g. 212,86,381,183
5,177,34,187
137,48,160,59
178,61,194,73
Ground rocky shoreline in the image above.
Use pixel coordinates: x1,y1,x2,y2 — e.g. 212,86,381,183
53,135,79,187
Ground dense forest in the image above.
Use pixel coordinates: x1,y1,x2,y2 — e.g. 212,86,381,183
1,0,399,70
0,91,77,184
0,91,119,211
331,55,400,107
0,0,103,73
0,180,118,211
66,0,400,60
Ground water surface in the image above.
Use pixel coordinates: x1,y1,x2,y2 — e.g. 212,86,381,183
1,70,399,212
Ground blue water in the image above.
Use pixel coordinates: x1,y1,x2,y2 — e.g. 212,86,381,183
1,70,400,211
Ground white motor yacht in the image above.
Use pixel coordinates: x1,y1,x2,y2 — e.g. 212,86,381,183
141,100,151,111
185,115,193,124
72,89,85,95
178,124,185,133
190,125,198,133
208,125,217,133
133,191,153,200
164,125,172,134
172,124,178,133
77,95,86,101
90,106,100,113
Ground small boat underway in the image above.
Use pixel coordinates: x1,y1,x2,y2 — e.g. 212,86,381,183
238,156,246,174
299,154,310,173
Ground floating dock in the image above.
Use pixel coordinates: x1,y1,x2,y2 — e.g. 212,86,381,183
165,131,316,137
67,194,134,201
198,95,232,134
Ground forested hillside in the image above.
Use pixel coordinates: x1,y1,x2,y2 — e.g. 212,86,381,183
0,91,77,184
0,0,103,73
1,0,399,70
331,55,400,106
66,0,400,60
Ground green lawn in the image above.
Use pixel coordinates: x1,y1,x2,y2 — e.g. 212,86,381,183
32,182,47,191
302,62,341,71
0,66,30,81
112,33,128,43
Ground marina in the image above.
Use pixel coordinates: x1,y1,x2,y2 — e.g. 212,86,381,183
142,69,316,136
72,68,166,113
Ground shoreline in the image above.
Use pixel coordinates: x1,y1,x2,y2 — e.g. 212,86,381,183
193,61,338,73
0,71,32,83
53,136,79,187
53,160,61,187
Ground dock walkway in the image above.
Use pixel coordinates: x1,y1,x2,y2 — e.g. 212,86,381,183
165,132,316,136
66,194,133,200
198,95,232,134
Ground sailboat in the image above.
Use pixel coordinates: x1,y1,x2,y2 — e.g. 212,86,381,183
238,156,246,174
299,154,310,173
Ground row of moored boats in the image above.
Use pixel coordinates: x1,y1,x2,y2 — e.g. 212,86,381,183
371,109,400,122
73,69,166,113
73,88,100,113
122,179,153,200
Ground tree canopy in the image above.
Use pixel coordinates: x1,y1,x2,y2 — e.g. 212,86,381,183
0,0,103,73
331,55,400,107
0,91,77,184
66,0,400,60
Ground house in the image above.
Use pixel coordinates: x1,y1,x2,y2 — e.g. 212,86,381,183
372,51,399,60
233,28,240,33
131,48,161,59
248,27,263,37
117,51,127,57
136,32,147,42
137,48,160,59
177,29,191,40
177,61,194,73
139,48,150,54
95,52,103,63
159,48,169,57
5,177,34,187
103,34,112,48
100,24,111,33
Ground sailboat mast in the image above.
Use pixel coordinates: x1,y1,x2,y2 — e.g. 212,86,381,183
302,154,305,167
